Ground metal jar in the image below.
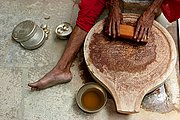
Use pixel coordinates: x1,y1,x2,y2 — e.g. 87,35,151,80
12,20,46,50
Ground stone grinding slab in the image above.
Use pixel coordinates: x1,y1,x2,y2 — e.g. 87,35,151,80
84,13,177,114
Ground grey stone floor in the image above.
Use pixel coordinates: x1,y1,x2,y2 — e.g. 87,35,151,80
0,0,180,120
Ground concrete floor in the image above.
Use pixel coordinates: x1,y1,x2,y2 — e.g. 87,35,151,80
0,0,180,120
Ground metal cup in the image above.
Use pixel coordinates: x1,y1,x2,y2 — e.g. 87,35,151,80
76,82,107,113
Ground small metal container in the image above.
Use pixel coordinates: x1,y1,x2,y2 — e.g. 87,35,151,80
76,82,107,113
55,22,73,39
12,20,46,50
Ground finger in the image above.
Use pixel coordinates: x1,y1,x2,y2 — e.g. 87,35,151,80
134,25,140,39
116,20,120,37
105,27,108,34
137,27,145,42
144,36,147,42
104,22,108,33
112,20,116,38
141,28,148,42
147,28,151,39
108,19,112,36
105,18,110,33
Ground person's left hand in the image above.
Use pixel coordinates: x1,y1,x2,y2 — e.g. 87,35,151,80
105,4,123,38
133,10,155,42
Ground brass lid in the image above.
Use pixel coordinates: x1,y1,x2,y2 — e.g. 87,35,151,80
12,20,37,42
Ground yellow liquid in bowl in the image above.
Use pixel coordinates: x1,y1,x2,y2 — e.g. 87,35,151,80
81,88,105,111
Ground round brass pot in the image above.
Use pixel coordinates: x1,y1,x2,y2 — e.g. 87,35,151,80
76,82,107,113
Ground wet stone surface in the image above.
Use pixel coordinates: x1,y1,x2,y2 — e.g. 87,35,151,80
89,33,156,73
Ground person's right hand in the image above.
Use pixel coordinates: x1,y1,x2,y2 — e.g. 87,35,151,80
105,3,123,38
133,10,155,42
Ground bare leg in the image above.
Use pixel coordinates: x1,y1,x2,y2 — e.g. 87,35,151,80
28,25,87,90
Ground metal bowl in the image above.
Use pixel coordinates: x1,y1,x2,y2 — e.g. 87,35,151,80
76,82,107,113
55,22,72,39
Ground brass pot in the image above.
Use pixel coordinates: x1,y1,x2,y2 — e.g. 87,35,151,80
76,82,107,113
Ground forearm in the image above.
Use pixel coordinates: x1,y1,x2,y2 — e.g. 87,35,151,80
108,0,121,11
147,0,164,14
109,0,120,6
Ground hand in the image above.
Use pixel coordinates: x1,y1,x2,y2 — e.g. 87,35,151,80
134,10,155,42
105,4,123,38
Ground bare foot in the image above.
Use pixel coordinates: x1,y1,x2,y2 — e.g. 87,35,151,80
28,69,72,90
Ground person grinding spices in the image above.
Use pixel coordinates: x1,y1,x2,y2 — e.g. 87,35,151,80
28,0,180,90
